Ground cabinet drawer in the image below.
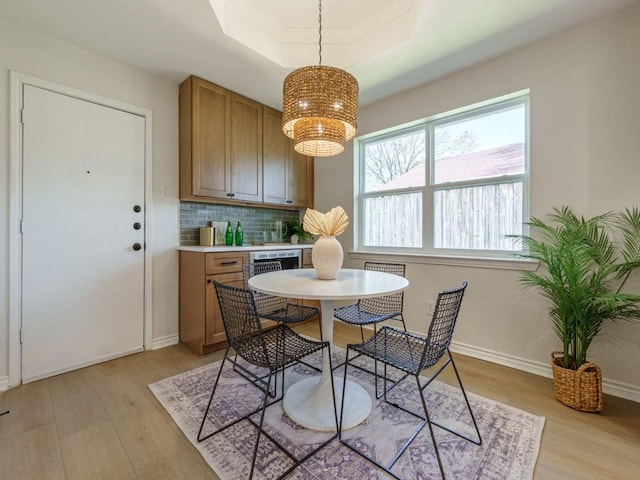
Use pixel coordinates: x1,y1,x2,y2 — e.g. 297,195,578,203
205,252,248,275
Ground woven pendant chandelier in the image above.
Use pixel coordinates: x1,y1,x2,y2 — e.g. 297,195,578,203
282,0,359,157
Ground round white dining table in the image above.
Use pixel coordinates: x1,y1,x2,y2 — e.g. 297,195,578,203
248,267,409,432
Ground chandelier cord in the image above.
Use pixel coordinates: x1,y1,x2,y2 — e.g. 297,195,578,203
318,0,322,66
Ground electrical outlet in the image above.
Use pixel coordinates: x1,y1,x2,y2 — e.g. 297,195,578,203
426,300,435,315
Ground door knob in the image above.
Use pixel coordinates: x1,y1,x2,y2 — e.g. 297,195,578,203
133,243,142,251
133,205,142,213
133,222,141,230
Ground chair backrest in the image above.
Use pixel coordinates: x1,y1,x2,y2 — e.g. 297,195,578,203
242,261,287,314
213,281,272,368
420,281,468,370
241,261,282,284
359,262,406,315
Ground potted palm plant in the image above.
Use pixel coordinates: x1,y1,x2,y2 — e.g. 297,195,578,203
512,206,640,412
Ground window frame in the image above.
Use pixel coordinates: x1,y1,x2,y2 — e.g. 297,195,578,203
355,92,530,259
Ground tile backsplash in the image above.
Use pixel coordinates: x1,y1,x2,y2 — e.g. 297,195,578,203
180,201,300,245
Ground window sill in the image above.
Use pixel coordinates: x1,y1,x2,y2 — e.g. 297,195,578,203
347,250,538,271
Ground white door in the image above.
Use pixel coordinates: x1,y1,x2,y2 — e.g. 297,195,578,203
21,85,146,382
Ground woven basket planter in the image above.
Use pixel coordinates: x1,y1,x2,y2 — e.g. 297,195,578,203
551,351,603,412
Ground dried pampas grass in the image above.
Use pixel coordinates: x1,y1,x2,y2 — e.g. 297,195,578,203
303,206,349,237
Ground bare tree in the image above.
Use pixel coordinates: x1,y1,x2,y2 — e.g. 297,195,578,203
434,129,480,160
365,132,425,189
365,129,480,189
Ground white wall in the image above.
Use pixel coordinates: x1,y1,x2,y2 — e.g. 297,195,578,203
0,21,180,384
315,6,640,400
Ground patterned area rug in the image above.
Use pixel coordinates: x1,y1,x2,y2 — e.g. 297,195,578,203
149,350,544,479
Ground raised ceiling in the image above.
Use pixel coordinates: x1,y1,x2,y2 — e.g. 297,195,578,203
1,0,638,109
209,0,428,68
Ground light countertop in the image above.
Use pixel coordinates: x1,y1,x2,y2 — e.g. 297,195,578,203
177,243,313,253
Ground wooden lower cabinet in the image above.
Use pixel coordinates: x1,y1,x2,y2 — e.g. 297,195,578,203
179,250,248,355
179,248,320,355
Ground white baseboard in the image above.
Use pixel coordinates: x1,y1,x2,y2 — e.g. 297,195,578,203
0,336,178,390
450,341,640,404
152,334,179,350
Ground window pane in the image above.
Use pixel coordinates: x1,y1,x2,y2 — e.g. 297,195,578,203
364,193,422,247
364,131,425,192
433,104,525,184
433,182,523,251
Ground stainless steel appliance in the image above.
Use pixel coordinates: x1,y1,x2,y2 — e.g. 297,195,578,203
250,249,302,270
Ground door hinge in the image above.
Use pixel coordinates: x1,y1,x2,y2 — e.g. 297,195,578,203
20,328,24,344
20,108,25,124
20,219,25,234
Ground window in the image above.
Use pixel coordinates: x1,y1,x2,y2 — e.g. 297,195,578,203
357,93,528,257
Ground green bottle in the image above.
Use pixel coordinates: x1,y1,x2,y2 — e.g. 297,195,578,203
235,220,243,246
225,221,233,246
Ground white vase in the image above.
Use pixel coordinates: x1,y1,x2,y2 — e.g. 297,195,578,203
312,235,343,280
290,234,299,244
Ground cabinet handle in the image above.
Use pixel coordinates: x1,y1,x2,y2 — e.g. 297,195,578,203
286,200,293,204
133,243,142,251
207,279,212,284
220,261,238,266
133,205,142,212
226,192,236,198
133,222,142,230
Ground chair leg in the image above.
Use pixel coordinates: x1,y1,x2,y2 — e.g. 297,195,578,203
326,346,339,433
415,374,447,479
398,314,407,332
393,354,481,447
339,349,418,480
338,348,351,437
198,351,285,446
371,324,384,399
232,354,278,398
448,351,482,445
247,371,273,480
197,350,229,442
372,325,410,401
339,340,479,479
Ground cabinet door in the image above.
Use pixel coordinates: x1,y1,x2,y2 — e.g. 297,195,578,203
263,106,314,208
230,93,263,202
263,106,288,205
288,147,314,208
205,272,244,345
186,77,231,199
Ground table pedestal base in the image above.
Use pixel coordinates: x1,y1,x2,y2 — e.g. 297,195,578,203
283,375,372,432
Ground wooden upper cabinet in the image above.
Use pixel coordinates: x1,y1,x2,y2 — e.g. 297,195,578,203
179,75,312,207
180,76,231,200
262,106,314,208
288,146,314,208
263,106,289,205
230,93,263,202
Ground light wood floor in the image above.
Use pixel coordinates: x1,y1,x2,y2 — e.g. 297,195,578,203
1,322,638,479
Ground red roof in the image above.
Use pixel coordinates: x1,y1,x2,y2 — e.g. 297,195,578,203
373,143,525,191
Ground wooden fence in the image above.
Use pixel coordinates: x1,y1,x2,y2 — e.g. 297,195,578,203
363,182,523,250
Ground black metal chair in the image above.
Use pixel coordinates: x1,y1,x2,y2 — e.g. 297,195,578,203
242,261,320,331
197,282,337,480
333,261,406,397
338,281,481,480
240,261,322,396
